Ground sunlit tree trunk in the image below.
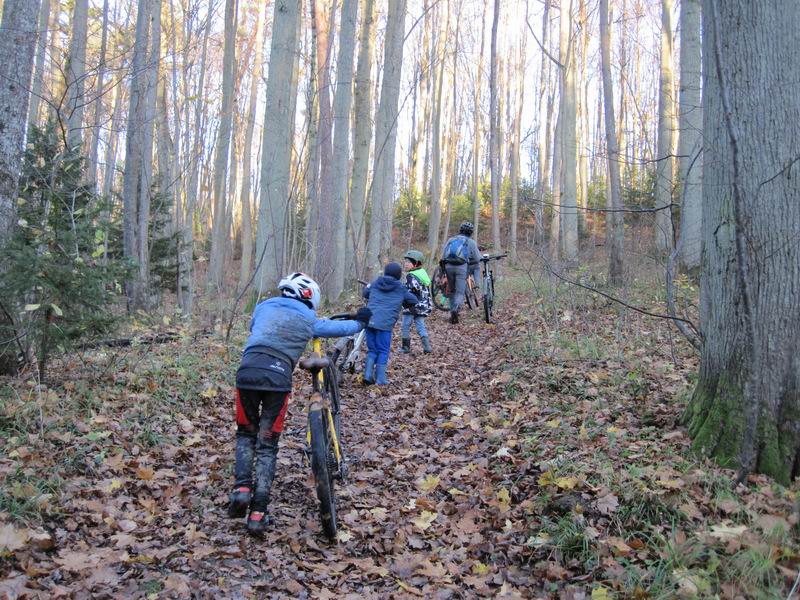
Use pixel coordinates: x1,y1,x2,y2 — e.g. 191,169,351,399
27,0,51,133
328,0,358,300
654,0,675,253
87,0,109,187
208,0,238,292
254,0,301,293
238,0,267,292
559,0,578,261
304,3,320,273
367,0,407,272
685,0,800,485
348,0,376,278
600,0,624,285
677,0,702,272
488,0,502,251
509,43,523,263
534,0,551,244
65,0,88,151
472,2,487,240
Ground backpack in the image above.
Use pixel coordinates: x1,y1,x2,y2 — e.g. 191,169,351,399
442,236,469,265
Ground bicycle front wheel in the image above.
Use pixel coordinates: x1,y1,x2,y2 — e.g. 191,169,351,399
483,278,494,323
308,408,337,540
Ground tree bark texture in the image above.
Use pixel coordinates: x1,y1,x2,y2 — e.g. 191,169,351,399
27,0,51,133
654,0,675,253
426,6,447,259
255,0,301,293
677,0,703,272
685,0,800,484
367,0,407,273
488,0,501,251
65,0,89,151
534,0,550,245
0,0,40,246
559,0,578,261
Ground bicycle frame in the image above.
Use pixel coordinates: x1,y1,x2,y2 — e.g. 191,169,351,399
307,339,343,468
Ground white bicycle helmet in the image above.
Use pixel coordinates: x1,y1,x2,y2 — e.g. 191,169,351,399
278,272,321,310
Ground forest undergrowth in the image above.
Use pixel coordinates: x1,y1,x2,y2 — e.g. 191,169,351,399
1,254,798,599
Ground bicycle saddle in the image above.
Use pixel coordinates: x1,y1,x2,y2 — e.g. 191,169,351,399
299,353,330,371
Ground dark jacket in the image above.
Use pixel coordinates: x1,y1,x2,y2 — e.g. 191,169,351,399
362,276,419,331
403,268,432,316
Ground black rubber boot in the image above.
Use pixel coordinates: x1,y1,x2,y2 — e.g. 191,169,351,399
401,338,411,353
246,510,269,536
227,487,252,518
449,310,459,324
421,336,432,353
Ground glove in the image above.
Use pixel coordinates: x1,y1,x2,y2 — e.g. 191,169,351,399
355,307,372,325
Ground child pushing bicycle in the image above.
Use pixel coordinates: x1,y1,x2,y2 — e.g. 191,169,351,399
229,272,371,536
401,250,432,354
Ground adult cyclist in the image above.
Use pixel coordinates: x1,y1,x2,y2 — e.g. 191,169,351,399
440,221,481,324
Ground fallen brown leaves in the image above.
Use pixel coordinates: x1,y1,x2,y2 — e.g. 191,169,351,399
1,273,798,598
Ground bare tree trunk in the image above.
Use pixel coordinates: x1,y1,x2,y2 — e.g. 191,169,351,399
366,0,407,273
426,1,449,259
509,43,523,263
472,2,487,241
27,0,51,133
600,0,624,285
534,0,551,245
326,0,358,300
559,0,578,261
254,0,301,293
677,0,702,272
304,3,320,273
549,110,562,257
488,0,502,251
208,0,238,292
238,0,267,292
64,0,89,151
348,0,376,278
685,0,800,484
654,0,675,253
87,0,109,186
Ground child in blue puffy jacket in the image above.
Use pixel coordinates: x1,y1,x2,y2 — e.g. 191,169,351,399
229,272,371,536
362,262,418,385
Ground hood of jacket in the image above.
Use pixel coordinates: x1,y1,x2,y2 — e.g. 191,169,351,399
408,267,431,286
373,275,404,292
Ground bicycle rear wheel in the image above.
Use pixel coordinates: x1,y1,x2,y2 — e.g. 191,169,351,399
308,408,337,540
431,267,449,311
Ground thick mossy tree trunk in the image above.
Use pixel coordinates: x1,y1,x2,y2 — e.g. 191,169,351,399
684,1,800,485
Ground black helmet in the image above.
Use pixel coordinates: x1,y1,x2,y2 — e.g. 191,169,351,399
459,221,474,236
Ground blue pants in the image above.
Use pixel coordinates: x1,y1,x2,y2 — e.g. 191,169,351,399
401,314,428,338
366,327,392,365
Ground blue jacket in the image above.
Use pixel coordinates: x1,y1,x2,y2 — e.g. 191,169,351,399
362,276,418,331
244,296,363,368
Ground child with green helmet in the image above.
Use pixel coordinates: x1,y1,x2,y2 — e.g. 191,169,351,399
401,250,433,354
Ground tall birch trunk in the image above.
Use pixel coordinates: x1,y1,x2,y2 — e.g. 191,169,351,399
600,0,624,285
208,0,238,292
366,0,407,272
304,5,320,273
654,0,675,253
488,0,502,251
677,0,702,272
65,0,88,151
685,0,800,484
254,0,301,293
27,0,51,133
559,0,578,261
348,0,376,278
238,0,267,292
426,3,449,259
328,0,358,300
472,2,487,240
534,0,551,244
87,0,109,186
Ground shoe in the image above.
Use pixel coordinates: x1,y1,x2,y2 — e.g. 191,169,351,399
375,364,389,386
227,487,251,518
421,336,432,353
401,338,411,353
246,511,268,536
449,311,459,324
363,354,376,385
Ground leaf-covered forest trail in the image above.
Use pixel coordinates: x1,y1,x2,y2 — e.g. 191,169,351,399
2,279,799,599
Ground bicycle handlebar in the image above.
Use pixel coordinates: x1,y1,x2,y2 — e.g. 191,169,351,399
480,253,508,262
329,312,357,321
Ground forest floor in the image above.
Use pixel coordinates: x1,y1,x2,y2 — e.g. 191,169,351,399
1,257,799,599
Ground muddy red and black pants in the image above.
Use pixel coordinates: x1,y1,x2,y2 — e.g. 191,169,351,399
234,388,289,513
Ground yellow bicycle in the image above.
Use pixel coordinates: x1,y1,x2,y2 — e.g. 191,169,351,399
299,336,347,540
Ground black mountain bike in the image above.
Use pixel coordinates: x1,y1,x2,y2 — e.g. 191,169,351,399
431,264,479,311
479,253,507,323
